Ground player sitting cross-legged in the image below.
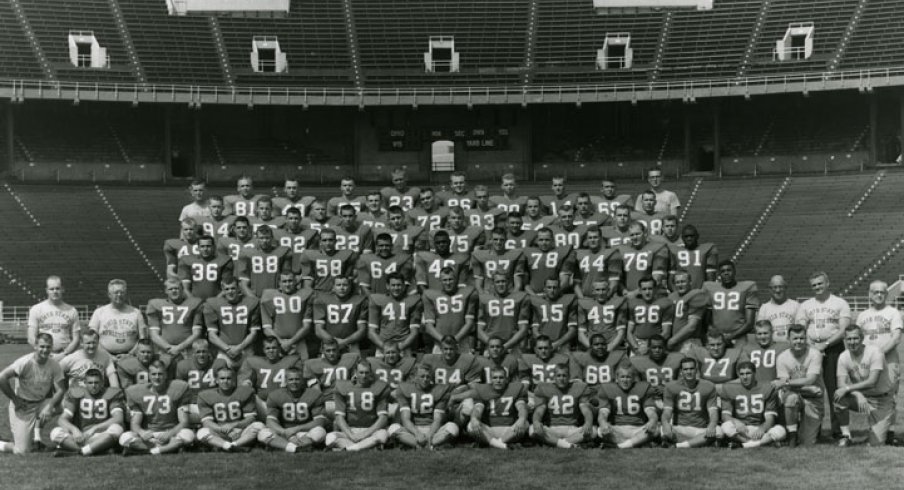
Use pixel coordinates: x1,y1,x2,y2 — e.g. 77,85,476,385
530,363,595,449
389,363,459,450
257,367,327,453
119,360,195,455
326,360,391,452
196,367,263,452
464,366,529,449
50,368,124,457
720,361,786,449
596,363,659,449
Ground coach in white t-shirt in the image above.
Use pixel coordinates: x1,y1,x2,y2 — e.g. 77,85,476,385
756,275,800,343
634,168,680,216
88,279,147,358
27,275,80,360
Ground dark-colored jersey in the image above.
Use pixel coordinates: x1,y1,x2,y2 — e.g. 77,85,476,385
663,379,718,428
422,287,479,338
334,380,391,427
535,381,591,426
668,289,709,346
598,381,656,426
356,253,414,295
177,255,233,300
627,295,675,340
397,382,455,426
573,212,611,228
174,357,227,403
477,291,531,343
599,226,632,249
335,224,374,254
368,356,416,389
577,296,628,348
464,207,507,232
477,355,521,383
632,210,669,236
250,216,286,233
238,354,302,400
299,217,333,232
522,215,555,232
368,294,423,344
266,386,325,428
446,225,485,254
437,190,474,210
164,238,199,269
409,207,449,232
471,249,527,292
297,249,358,292
691,346,748,385
607,241,669,291
669,243,718,290
505,230,537,251
63,386,124,429
422,353,482,386
703,281,760,339
327,196,367,216
570,350,627,387
312,293,368,340
272,196,316,217
146,296,203,346
540,194,577,217
473,382,528,426
203,295,261,346
198,385,257,424
359,211,390,230
125,380,191,431
237,245,293,297
116,356,154,388
630,353,684,388
197,215,236,239
531,294,578,342
591,194,633,217
524,246,577,293
518,353,573,387
415,251,471,291
217,236,255,261
381,186,421,211
489,195,528,215
260,288,314,341
302,353,359,399
385,226,427,254
744,342,790,383
274,227,319,254
549,225,589,250
576,249,610,297
720,381,779,426
224,194,263,217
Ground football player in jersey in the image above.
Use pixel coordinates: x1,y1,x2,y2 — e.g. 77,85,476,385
549,205,588,249
437,171,473,209
217,216,255,261
491,173,528,215
302,339,359,418
626,277,674,355
335,205,374,254
422,267,479,352
358,233,414,296
666,271,709,354
197,367,263,452
385,205,427,254
369,342,416,389
119,360,195,455
599,205,633,248
573,193,610,228
313,276,368,353
465,366,529,449
775,325,825,447
275,208,319,255
465,185,506,233
415,230,471,293
668,225,717,290
592,180,632,218
540,176,575,216
147,279,203,360
531,363,594,449
423,336,483,387
173,339,225,426
224,176,263,217
116,340,156,388
445,206,486,254
359,190,390,229
300,200,332,231
477,273,531,354
272,178,315,217
746,321,789,384
258,367,327,452
51,368,124,457
597,363,659,449
260,272,314,358
328,177,366,216
237,226,292,298
504,213,537,250
655,215,683,247
574,227,608,299
635,168,680,215
756,275,799,343
249,196,285,232
518,335,573,391
60,329,119,388
531,278,578,351
326,361,391,451
240,336,302,418
661,357,721,448
197,195,235,239
720,361,786,449
204,277,261,368
692,330,748,389
367,273,422,355
704,260,759,346
27,275,80,361
577,280,627,351
630,335,684,402
523,197,555,232
524,227,577,295
477,336,521,383
164,219,201,278
571,334,627,391
632,191,668,236
408,188,448,232
178,235,233,300
472,227,526,292
607,221,668,294
390,363,459,449
297,228,358,292
381,167,420,211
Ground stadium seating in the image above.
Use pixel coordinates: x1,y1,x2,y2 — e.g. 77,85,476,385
838,0,904,70
0,0,44,80
14,103,125,165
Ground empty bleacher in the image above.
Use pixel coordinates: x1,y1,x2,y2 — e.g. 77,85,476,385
0,0,43,80
14,103,124,165
839,0,904,70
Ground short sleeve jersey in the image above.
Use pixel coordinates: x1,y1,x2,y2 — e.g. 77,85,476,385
302,353,359,399
795,295,851,344
857,306,904,363
334,380,391,428
238,354,302,400
174,357,227,403
397,382,455,426
471,249,527,292
837,345,892,397
607,241,669,291
422,353,482,386
530,294,578,342
145,296,204,345
524,246,576,292
125,380,191,431
630,353,684,387
260,288,315,340
203,295,261,346
576,249,611,297
534,381,591,426
720,381,779,426
518,353,573,387
198,385,257,423
237,245,293,297
776,348,825,391
476,355,522,383
669,244,718,290
5,353,63,402
266,386,325,428
598,381,656,426
577,296,628,348
357,253,414,295
626,295,675,340
297,249,358,292
662,379,717,428
570,350,627,386
421,287,479,338
367,294,423,344
473,382,528,426
691,346,748,385
27,300,79,352
63,386,124,429
744,342,790,383
477,291,531,342
312,293,368,340
703,280,760,338
668,289,709,344
368,356,416,388
88,304,146,355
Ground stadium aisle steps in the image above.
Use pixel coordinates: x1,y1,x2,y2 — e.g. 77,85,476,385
839,0,904,69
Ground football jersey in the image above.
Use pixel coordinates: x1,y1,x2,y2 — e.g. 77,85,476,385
721,381,779,426
312,293,368,340
445,225,486,254
691,346,748,385
381,186,421,211
524,246,577,293
776,348,825,391
662,379,717,428
669,243,718,290
591,194,632,217
163,237,200,269
631,210,669,236
260,288,314,340
272,196,316,217
239,355,302,400
573,212,611,228
250,216,286,233
274,227,319,254
174,357,227,403
198,385,257,423
237,245,293,297
386,226,427,254
607,241,669,291
422,353,482,386
464,207,507,232
60,350,116,387
409,207,449,232
598,381,656,426
415,251,471,291
703,281,760,339
177,254,234,300
224,194,262,217
266,386,325,428
577,296,628,348
125,380,190,431
477,355,521,383
297,249,358,292
668,289,709,346
531,294,578,342
576,249,610,297
27,300,80,353
116,356,153,387
397,382,455,426
334,380,391,427
368,294,423,344
505,230,537,250
217,236,255,261
522,215,555,232
302,353,359,399
744,342,790,383
359,211,390,229
356,253,414,295
422,287,479,337
534,381,591,426
145,296,204,345
197,215,236,239
857,306,904,363
477,291,531,343
437,190,474,210
756,299,800,343
838,345,892,397
471,249,527,292
631,353,684,388
473,382,528,426
327,196,366,216
549,224,589,249
490,195,528,215
63,386,123,430
299,216,333,232
627,295,674,340
570,350,627,387
540,194,577,217
518,353,573,387
204,295,261,346
335,224,374,254
368,356,416,388
599,226,632,248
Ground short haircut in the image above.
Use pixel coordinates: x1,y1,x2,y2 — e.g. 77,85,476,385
81,328,100,340
754,320,773,330
321,338,340,349
108,279,127,290
84,368,104,380
788,324,806,337
680,357,698,369
197,234,216,246
35,332,54,345
736,361,756,373
440,335,458,348
375,233,393,243
717,259,736,270
534,335,552,345
588,333,606,345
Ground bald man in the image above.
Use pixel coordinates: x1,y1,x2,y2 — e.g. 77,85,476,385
756,275,800,343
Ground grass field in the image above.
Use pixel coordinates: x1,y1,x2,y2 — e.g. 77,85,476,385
1,344,903,490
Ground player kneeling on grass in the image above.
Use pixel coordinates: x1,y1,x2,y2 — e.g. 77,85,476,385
465,367,529,449
531,363,595,449
197,367,263,452
597,364,659,449
326,360,391,451
660,357,722,448
389,363,459,450
258,367,327,453
720,361,786,449
119,360,195,455
51,368,124,457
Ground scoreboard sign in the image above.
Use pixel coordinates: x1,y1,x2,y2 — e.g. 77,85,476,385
379,127,509,151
